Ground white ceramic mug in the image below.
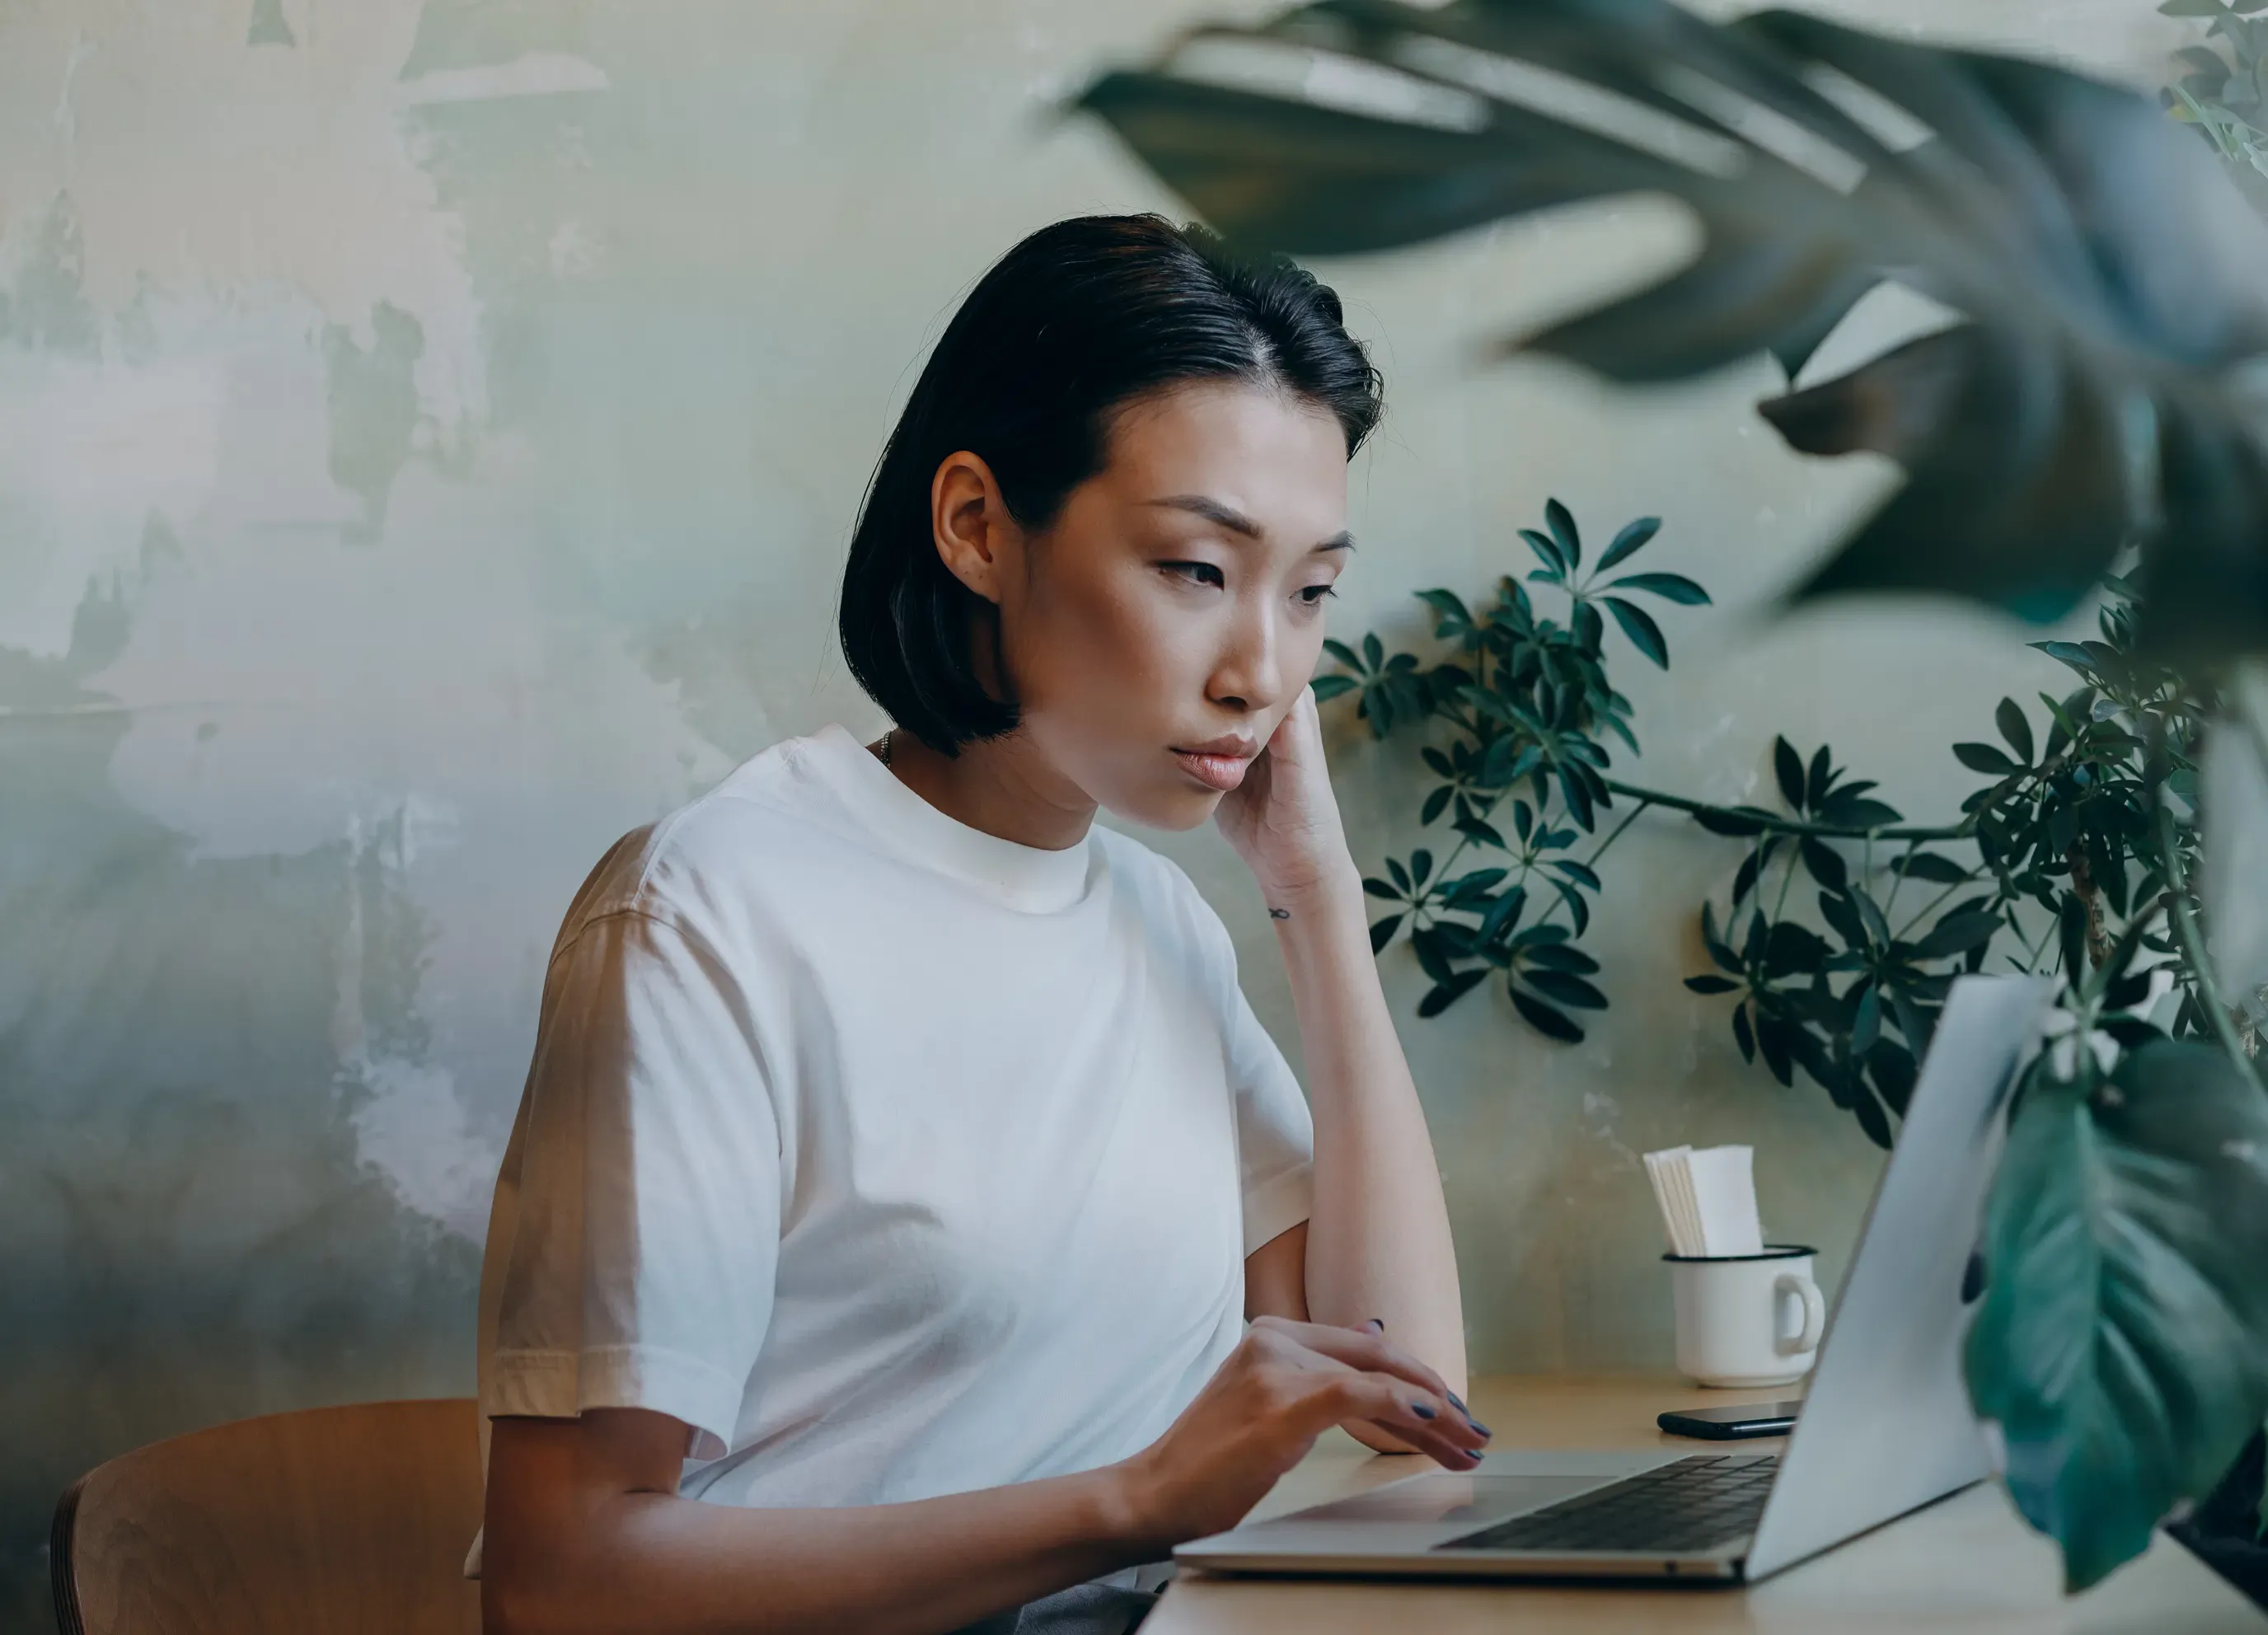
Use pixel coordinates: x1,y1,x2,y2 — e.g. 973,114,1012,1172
1666,1244,1827,1388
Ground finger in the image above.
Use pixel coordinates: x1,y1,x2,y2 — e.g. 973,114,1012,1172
1272,1321,1457,1408
1286,1323,1492,1443
1314,1371,1488,1469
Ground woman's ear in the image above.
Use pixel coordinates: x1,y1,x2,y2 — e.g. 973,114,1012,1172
931,450,1017,604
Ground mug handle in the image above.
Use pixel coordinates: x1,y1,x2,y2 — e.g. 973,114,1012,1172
1775,1272,1826,1355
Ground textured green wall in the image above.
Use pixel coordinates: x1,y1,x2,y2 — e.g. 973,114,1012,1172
0,2,2184,1628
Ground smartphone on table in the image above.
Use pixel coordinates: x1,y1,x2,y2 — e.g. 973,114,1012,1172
1656,1399,1803,1440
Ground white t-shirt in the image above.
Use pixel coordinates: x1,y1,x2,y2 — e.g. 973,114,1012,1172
474,723,1314,1534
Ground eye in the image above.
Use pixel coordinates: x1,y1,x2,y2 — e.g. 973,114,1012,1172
1298,583,1339,607
1163,560,1225,589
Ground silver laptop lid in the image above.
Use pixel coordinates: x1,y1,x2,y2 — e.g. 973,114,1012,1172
1743,973,2052,1580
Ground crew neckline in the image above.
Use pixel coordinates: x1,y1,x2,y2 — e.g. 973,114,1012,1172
794,724,1097,913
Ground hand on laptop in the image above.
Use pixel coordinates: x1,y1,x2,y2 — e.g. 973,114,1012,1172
1102,1315,1490,1550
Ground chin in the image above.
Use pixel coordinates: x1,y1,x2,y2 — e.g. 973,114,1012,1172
1101,780,1224,833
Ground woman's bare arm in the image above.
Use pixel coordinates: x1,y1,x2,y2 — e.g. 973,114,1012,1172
1219,694,1471,1441
483,1316,1484,1635
483,1408,1141,1635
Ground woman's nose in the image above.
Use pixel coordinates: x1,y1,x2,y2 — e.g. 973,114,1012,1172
1210,606,1287,714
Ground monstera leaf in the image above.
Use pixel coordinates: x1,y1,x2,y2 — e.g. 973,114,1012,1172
1966,1039,2268,1591
1076,0,2268,656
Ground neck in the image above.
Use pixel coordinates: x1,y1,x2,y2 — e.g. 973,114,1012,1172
879,726,1097,852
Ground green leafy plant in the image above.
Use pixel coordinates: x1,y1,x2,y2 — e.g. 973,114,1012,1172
2163,0,2268,185
1319,502,1708,1041
1333,509,2223,1149
1074,0,2268,1591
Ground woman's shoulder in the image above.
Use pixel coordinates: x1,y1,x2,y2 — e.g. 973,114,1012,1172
551,732,857,951
1091,827,1239,966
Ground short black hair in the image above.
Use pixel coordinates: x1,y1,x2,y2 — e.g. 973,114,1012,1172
837,213,1383,755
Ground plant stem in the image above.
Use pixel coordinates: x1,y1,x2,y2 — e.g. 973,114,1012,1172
1892,878,1973,943
1882,836,1921,922
2157,798,2266,1094
1600,778,1968,842
1584,799,1648,867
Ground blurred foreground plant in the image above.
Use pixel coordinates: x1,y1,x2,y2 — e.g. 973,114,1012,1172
1079,0,2268,1592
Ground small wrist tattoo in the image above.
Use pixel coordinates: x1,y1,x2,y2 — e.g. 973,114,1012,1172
1268,907,1291,921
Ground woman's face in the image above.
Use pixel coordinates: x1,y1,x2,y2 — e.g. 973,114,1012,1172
935,380,1352,831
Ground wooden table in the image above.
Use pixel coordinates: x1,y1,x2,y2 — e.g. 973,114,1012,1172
1144,1375,2266,1633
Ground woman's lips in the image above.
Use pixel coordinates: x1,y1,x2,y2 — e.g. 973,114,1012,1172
1172,747,1255,791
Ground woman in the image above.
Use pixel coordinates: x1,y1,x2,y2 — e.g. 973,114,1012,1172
474,214,1482,1635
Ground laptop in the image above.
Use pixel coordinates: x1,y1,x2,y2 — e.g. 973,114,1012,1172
1177,974,2052,1584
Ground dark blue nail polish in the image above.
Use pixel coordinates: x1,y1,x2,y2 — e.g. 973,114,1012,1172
1412,1402,1437,1420
1446,1392,1467,1413
1465,1449,1487,1461
1367,1317,1385,1332
1466,1419,1492,1438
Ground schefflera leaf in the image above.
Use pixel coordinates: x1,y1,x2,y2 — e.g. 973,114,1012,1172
1965,1042,2268,1591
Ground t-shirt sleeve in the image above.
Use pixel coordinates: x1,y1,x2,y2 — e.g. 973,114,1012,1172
1220,953,1316,1258
484,908,780,1461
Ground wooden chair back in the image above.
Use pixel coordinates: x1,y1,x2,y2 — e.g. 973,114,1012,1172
51,1398,482,1635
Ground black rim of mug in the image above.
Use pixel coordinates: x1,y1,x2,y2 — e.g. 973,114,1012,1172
1660,1244,1817,1263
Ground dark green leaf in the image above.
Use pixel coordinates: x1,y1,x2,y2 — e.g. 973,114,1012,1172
1851,886,1891,946
1604,597,1669,668
1544,498,1582,569
1775,738,1807,812
1764,921,1829,977
1524,968,1610,1010
1408,926,1456,986
1915,909,2005,960
1732,848,1763,905
1818,794,1904,829
1998,697,2036,765
1322,637,1361,672
1548,858,1603,891
1362,877,1400,902
1800,837,1849,894
1695,806,1769,837
1966,1043,2268,1590
1686,974,1742,995
1867,1040,1919,1117
1806,744,1835,809
1418,968,1489,1018
1732,1002,1756,1061
1956,742,2025,776
1519,528,1568,578
1309,673,1357,701
1369,913,1403,954
1480,886,1530,944
1607,571,1710,606
1596,516,1662,574
1525,942,1600,975
1421,785,1453,826
1361,632,1385,672
1387,857,1410,894
1411,848,1435,889
1853,986,1883,1054
1417,588,1473,632
1755,1013,1797,1086
1849,1079,1895,1149
1898,851,1976,884
1512,986,1586,1043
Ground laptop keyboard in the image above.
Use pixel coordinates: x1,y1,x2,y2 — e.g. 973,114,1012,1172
1434,1454,1778,1555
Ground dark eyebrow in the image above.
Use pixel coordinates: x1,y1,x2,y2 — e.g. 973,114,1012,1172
1147,494,1356,554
